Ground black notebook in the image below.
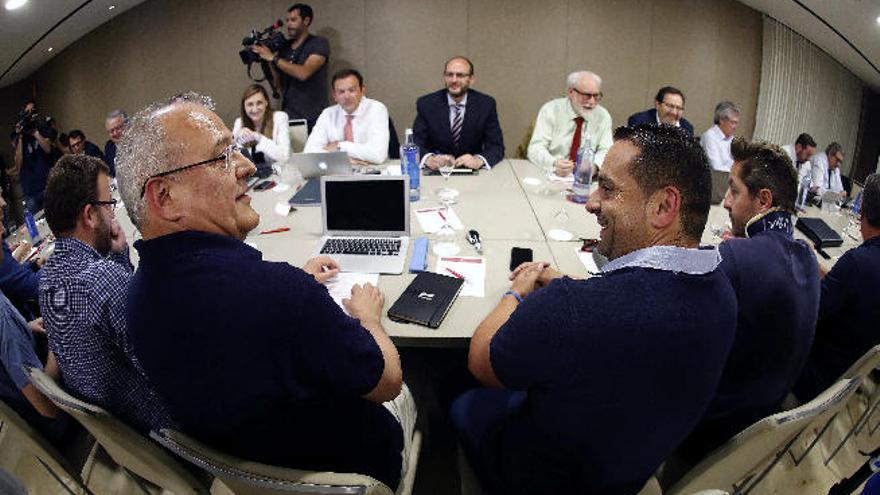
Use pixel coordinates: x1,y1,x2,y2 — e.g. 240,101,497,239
387,272,464,328
796,217,843,248
288,179,321,206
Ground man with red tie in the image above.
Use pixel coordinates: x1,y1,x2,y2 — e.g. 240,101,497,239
527,71,613,177
304,68,390,165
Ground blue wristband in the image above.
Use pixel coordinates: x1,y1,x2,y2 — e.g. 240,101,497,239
503,290,523,303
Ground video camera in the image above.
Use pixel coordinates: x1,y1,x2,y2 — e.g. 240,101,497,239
238,20,287,99
15,108,57,141
239,20,286,65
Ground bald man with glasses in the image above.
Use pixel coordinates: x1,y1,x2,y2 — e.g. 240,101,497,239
528,70,613,178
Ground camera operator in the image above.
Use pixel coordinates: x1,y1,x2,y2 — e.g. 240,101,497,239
12,101,60,213
251,3,329,131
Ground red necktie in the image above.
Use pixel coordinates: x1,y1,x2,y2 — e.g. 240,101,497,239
568,117,585,162
344,114,354,142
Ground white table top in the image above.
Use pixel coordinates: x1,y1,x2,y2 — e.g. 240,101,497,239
99,159,868,346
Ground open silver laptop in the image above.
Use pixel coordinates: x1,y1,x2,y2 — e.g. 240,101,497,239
293,151,353,179
316,175,410,274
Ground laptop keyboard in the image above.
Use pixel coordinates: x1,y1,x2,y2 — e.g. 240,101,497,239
321,238,401,256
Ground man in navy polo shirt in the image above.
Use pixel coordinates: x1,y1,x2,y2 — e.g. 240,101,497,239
794,173,880,400
679,139,819,462
451,124,737,494
115,94,414,492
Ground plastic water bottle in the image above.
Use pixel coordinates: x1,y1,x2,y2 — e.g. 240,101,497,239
401,128,420,202
853,191,863,216
571,137,593,204
22,201,40,242
796,173,811,211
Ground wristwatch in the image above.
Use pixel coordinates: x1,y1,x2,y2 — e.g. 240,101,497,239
271,55,280,68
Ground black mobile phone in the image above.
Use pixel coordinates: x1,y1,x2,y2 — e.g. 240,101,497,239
510,247,533,271
254,180,276,191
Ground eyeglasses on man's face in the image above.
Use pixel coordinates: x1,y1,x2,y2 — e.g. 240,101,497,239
570,87,603,101
661,101,685,112
87,199,118,214
139,144,242,197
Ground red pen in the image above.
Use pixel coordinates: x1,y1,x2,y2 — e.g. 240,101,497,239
259,227,290,235
445,267,466,279
438,210,447,221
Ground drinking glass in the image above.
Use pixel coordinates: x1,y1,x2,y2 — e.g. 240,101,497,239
432,196,460,256
436,156,459,203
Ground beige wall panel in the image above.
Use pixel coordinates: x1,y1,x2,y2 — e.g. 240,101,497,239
567,0,654,131
35,10,149,143
307,0,367,83
5,0,763,164
469,0,567,153
648,0,721,136
137,0,202,104
365,0,469,140
712,0,762,138
199,0,279,127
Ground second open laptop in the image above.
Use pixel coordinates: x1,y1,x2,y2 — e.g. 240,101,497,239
315,175,410,274
292,151,353,179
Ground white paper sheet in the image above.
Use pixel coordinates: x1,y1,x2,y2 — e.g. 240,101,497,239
547,172,574,183
576,248,600,275
435,256,486,297
324,273,381,314
415,207,464,233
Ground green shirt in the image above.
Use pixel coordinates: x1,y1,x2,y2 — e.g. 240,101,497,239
527,97,613,172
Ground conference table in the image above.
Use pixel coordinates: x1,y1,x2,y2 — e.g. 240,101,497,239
106,158,863,347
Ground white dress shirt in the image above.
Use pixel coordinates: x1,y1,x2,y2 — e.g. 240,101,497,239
810,152,844,196
232,111,291,167
700,125,734,172
304,97,390,164
782,144,812,182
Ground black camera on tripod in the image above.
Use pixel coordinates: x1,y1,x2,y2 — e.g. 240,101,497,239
239,20,287,65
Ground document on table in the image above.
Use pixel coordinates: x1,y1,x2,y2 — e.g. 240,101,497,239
325,273,380,315
435,256,486,297
415,207,464,233
547,172,574,183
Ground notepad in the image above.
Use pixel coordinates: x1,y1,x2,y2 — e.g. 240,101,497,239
435,256,485,297
324,273,380,315
415,207,464,233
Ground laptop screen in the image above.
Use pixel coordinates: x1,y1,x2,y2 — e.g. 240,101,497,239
324,177,407,233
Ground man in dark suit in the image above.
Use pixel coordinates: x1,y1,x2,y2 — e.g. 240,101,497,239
413,56,504,170
627,86,694,136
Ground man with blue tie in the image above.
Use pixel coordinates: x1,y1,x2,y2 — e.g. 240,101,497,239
413,56,504,170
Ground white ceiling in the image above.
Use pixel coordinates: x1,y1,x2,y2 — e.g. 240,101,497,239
1,0,879,90
0,0,145,88
738,0,880,91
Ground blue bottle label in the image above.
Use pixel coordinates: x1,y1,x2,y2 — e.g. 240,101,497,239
25,212,40,240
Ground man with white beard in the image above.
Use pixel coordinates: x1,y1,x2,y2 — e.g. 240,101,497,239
527,71,613,177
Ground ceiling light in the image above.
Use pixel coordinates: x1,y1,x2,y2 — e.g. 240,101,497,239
4,0,28,11
876,16,880,25
47,47,53,52
108,4,115,10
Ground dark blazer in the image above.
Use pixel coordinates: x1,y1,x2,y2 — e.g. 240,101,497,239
412,89,505,167
627,108,694,137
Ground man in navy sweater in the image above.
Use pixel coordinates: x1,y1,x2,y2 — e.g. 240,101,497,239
794,173,880,400
679,139,819,462
451,125,737,495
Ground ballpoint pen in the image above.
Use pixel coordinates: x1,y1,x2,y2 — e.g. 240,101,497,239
467,229,482,254
259,227,291,235
446,267,466,280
